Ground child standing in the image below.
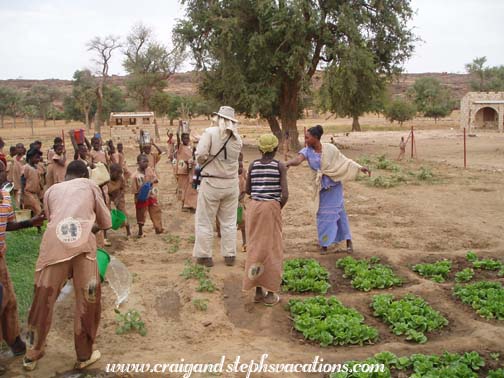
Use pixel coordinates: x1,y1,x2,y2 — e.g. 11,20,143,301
175,133,197,210
132,154,163,237
90,137,108,166
116,143,131,181
21,149,44,217
243,134,288,306
45,143,68,188
108,163,131,237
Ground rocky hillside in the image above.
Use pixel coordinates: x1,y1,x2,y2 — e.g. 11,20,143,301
0,71,473,101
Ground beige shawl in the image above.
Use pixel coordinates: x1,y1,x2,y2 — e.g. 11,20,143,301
310,143,362,213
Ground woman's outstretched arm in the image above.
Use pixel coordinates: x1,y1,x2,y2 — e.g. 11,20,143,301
285,153,305,168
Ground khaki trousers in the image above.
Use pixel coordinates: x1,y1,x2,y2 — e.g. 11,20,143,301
26,253,101,362
0,254,20,347
193,180,239,258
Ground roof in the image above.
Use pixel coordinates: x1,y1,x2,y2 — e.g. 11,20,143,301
110,112,155,118
473,100,504,104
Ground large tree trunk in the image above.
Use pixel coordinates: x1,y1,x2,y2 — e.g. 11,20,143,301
30,118,34,136
85,110,91,131
266,116,282,141
0,114,3,128
53,113,56,127
279,78,300,151
13,116,16,129
43,115,47,127
95,84,103,134
352,115,361,132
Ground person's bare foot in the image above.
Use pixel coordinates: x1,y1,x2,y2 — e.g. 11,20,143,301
346,240,354,253
320,246,328,255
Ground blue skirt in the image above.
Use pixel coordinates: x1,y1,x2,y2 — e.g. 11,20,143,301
317,186,352,247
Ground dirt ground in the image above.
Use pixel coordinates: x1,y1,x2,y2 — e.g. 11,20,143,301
2,115,504,377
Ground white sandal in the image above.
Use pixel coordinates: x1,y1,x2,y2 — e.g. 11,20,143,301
74,350,101,370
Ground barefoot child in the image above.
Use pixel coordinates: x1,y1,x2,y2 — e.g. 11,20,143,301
132,154,163,237
243,134,288,306
45,143,68,189
108,163,131,237
116,143,131,181
23,160,111,372
175,133,197,210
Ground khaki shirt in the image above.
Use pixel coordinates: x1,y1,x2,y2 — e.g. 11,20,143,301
195,126,242,189
36,178,111,271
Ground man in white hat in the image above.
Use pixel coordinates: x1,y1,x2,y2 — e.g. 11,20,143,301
193,106,243,267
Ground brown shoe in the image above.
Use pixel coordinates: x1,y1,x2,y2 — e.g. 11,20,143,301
196,257,214,267
224,256,235,266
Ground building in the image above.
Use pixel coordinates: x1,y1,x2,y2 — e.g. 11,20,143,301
109,112,159,143
460,92,504,133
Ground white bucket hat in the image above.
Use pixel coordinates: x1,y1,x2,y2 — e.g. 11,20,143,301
213,106,238,123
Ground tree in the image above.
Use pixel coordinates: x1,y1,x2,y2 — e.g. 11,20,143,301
408,77,455,123
72,69,96,130
317,46,387,131
175,0,415,149
22,104,38,136
87,35,121,133
0,87,18,128
466,57,487,91
466,57,504,92
25,85,52,127
102,85,128,124
384,99,416,126
123,24,184,110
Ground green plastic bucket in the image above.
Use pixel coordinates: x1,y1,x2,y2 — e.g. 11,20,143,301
237,205,243,225
111,209,127,230
96,249,110,282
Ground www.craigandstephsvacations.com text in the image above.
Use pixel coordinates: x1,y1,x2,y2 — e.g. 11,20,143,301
104,354,385,377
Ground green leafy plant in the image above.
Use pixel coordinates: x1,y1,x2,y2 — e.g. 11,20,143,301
164,233,181,254
288,296,378,347
115,309,147,336
488,369,504,378
453,281,504,320
192,298,209,311
282,259,331,294
455,268,475,283
330,350,486,378
371,294,448,343
412,259,452,283
187,235,196,244
466,251,503,271
417,167,434,181
181,259,217,293
336,256,402,292
490,352,500,361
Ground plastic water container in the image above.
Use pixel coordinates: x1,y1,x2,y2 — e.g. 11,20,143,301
111,209,127,230
96,248,110,282
74,129,85,144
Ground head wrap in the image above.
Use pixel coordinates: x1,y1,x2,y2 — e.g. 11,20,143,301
258,134,279,153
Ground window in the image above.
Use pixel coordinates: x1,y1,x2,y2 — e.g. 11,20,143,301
129,118,137,125
143,117,150,125
115,118,123,125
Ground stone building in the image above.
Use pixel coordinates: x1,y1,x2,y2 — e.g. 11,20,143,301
109,112,160,143
460,92,504,133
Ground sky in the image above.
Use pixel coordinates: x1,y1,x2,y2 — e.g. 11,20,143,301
0,0,503,80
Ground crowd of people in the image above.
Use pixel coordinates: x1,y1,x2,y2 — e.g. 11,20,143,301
0,105,371,374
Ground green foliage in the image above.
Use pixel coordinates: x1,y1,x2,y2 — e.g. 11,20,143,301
175,0,415,142
375,155,400,171
192,298,209,311
331,350,485,378
336,256,402,292
488,369,504,378
317,46,387,132
164,233,181,254
384,98,417,126
417,167,434,181
181,259,217,293
371,294,448,343
455,268,475,283
408,77,455,122
288,296,378,347
115,309,147,336
453,281,504,320
466,251,503,271
0,86,20,125
282,258,330,294
490,352,500,361
5,228,43,320
466,56,504,92
186,235,196,244
123,23,184,109
412,259,452,283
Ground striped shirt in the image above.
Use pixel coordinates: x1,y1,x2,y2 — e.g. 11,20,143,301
0,190,16,254
250,159,282,202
